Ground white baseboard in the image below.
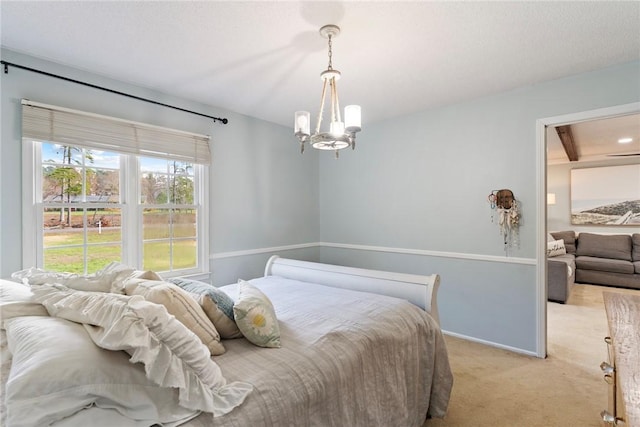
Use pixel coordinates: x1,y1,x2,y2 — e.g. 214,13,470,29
442,329,539,358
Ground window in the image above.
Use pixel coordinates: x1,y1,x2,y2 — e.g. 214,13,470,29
22,101,210,277
140,158,198,272
41,143,123,274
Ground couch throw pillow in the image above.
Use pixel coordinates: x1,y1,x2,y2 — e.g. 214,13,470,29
550,231,577,254
547,239,567,257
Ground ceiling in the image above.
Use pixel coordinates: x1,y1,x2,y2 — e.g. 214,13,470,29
547,113,640,164
1,1,639,137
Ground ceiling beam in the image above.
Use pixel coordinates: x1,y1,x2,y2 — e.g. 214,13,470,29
555,125,579,161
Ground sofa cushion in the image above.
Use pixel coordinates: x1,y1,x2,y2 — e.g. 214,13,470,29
632,234,640,262
551,231,576,254
576,233,632,261
550,253,576,271
575,256,635,275
635,261,640,275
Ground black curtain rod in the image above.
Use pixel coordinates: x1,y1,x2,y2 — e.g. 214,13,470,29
2,60,228,124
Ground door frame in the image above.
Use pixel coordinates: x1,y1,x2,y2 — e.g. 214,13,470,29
535,101,640,358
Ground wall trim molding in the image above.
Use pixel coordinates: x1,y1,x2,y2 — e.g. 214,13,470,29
442,330,537,357
318,242,536,265
211,241,536,265
210,243,318,260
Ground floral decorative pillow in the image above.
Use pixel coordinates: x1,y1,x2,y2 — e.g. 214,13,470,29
547,239,567,257
233,280,281,348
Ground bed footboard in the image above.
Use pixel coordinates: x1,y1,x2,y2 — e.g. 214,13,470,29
264,256,440,324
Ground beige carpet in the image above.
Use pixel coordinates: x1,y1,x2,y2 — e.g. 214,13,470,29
424,284,640,427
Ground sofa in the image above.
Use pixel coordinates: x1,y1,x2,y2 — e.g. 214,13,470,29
547,231,640,303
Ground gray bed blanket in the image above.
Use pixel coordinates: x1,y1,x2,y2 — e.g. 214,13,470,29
187,276,453,427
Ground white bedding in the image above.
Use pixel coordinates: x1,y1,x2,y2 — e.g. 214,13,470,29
0,274,453,427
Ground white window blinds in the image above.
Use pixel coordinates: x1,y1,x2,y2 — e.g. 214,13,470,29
21,99,211,164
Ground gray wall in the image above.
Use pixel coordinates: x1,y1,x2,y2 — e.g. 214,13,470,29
318,60,640,354
548,158,640,235
0,48,319,282
2,47,639,355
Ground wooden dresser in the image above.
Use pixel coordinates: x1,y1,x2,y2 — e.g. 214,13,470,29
601,292,640,427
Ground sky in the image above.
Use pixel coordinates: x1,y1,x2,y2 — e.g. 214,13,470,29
41,142,185,173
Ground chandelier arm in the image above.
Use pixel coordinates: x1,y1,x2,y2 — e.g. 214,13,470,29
333,78,342,123
329,78,337,123
316,78,329,135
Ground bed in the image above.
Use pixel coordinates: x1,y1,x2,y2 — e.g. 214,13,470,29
0,256,453,427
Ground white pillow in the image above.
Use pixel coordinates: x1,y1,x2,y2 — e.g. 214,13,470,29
547,239,567,257
0,279,48,326
31,284,252,416
110,270,163,293
0,278,31,300
233,280,281,348
4,316,199,427
11,262,135,292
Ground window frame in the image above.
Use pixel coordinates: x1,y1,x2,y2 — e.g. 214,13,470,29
22,140,210,278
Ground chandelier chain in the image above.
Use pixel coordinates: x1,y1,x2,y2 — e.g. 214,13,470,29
327,35,333,70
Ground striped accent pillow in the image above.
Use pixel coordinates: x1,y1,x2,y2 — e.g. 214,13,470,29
124,279,225,355
167,277,242,339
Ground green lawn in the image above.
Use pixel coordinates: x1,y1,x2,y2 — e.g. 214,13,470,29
44,244,121,274
44,228,196,274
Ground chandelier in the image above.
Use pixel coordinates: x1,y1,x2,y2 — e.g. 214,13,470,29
294,25,361,158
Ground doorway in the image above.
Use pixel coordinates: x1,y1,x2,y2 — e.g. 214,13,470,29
535,101,640,357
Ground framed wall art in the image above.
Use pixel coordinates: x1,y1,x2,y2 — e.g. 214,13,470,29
570,164,640,225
